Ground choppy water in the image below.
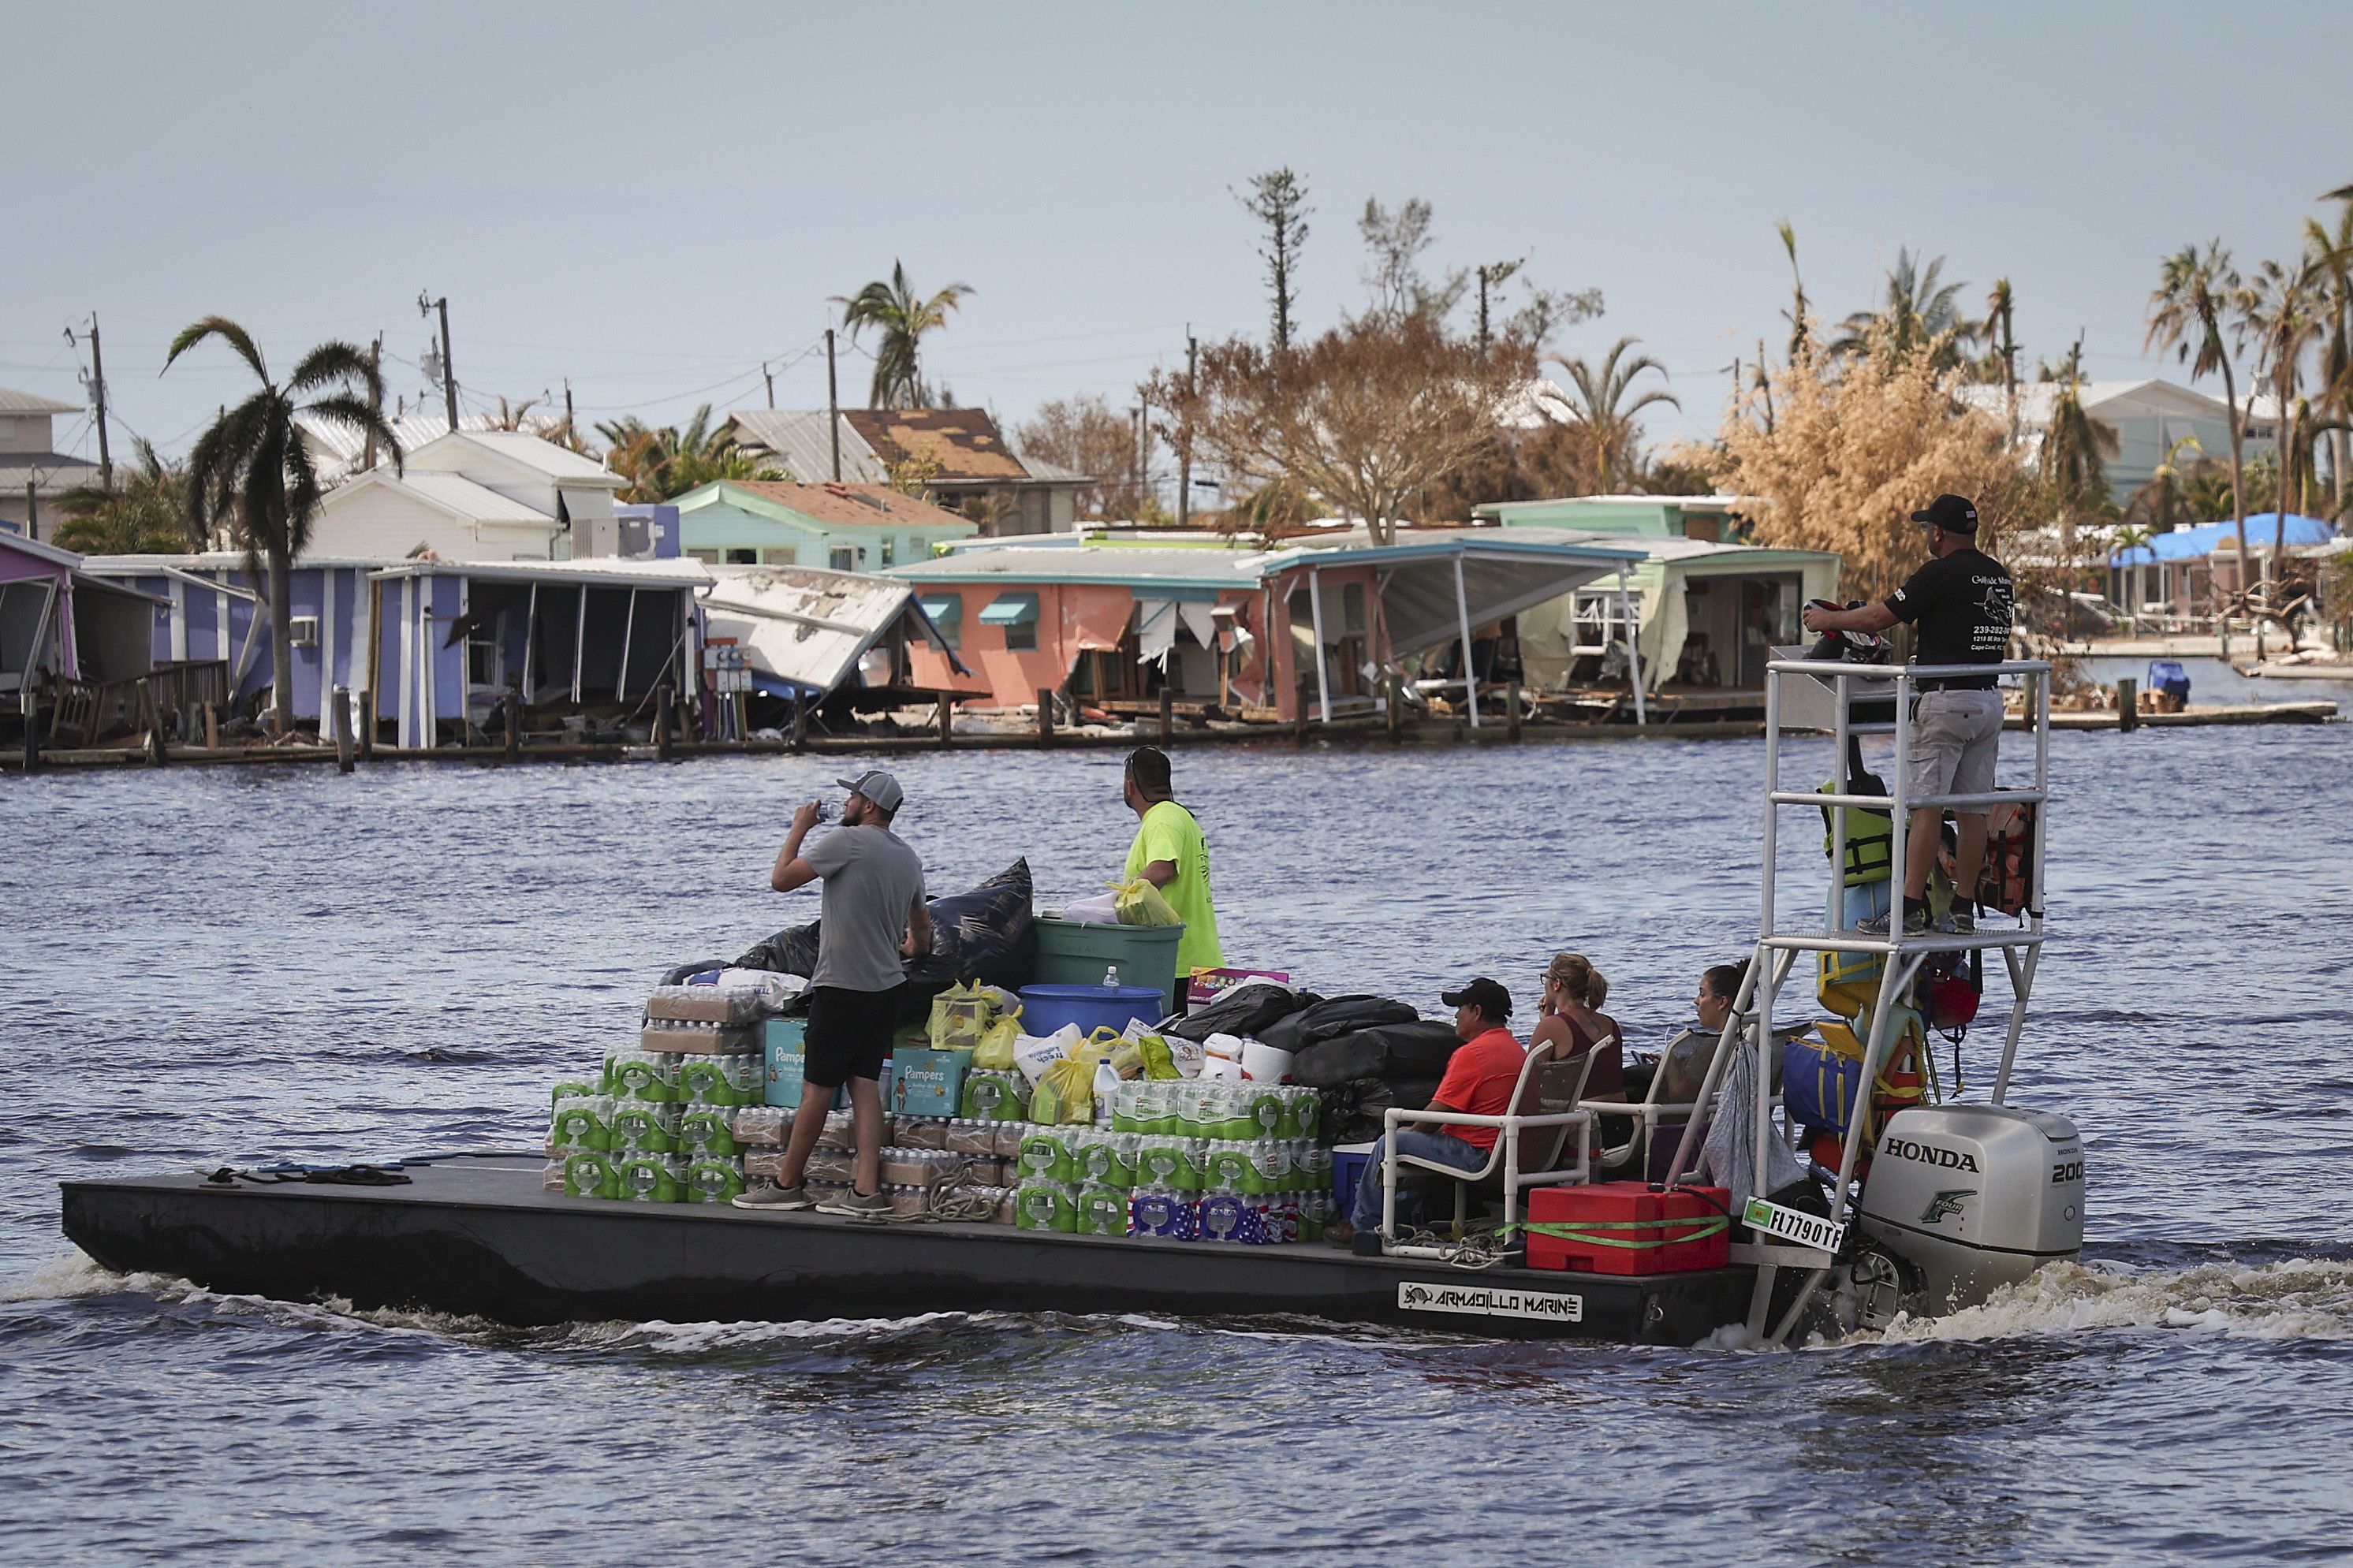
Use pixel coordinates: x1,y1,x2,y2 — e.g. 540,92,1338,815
5,727,2351,1565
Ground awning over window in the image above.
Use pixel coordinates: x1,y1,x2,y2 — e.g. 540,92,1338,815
979,593,1039,626
918,594,961,624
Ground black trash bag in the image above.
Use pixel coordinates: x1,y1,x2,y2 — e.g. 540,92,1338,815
1260,995,1424,1056
733,859,1035,993
1291,1019,1462,1088
1319,1076,1443,1147
1163,981,1318,1042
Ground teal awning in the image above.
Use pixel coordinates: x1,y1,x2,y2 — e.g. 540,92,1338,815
919,594,961,624
979,593,1039,626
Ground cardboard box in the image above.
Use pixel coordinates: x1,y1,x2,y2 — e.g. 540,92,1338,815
890,1048,973,1119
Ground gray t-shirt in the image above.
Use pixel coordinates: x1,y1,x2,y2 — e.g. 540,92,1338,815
800,824,927,993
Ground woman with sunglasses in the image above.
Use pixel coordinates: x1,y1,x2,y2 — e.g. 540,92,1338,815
1531,952,1625,1101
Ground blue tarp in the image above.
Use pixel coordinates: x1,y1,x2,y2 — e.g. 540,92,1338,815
2111,513,2336,565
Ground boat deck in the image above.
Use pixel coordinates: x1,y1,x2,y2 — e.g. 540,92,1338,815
61,1155,1757,1344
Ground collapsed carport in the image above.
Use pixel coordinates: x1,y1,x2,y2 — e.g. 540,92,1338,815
1261,534,1648,727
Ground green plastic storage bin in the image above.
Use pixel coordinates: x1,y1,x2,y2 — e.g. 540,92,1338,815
1031,917,1184,1020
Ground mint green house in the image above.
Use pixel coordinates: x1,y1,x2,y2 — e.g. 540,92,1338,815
673,481,978,572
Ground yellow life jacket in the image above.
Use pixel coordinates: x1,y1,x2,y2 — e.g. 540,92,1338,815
1818,780,1892,888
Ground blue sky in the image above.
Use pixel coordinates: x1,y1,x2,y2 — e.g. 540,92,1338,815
10,1,2351,471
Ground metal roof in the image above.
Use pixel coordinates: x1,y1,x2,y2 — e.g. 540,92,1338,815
724,410,889,484
699,563,964,692
444,430,621,485
893,546,1276,590
369,556,714,589
0,385,80,415
392,471,556,525
296,411,505,480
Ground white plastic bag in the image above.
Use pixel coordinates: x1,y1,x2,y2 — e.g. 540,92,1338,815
1164,1034,1206,1079
1060,892,1121,924
1015,1022,1083,1086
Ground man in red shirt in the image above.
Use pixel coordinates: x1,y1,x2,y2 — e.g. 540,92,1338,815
1341,978,1527,1255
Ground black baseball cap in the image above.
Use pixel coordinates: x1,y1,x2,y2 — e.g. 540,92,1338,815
1911,493,1978,533
1441,977,1512,1019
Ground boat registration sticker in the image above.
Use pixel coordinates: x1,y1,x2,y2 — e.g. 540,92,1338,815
1397,1281,1583,1323
1742,1197,1846,1253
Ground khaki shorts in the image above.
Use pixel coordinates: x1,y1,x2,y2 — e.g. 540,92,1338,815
1910,688,2002,803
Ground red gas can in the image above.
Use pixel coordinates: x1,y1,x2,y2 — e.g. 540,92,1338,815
1523,1182,1732,1275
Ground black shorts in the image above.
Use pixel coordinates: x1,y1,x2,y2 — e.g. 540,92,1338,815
803,984,906,1088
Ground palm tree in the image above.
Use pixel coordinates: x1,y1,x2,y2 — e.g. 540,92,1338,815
1831,248,1984,369
166,317,398,737
1985,278,2020,435
1776,219,1808,359
1553,337,1679,493
54,438,199,555
2042,342,2120,553
2146,241,2251,608
595,404,780,501
2127,434,2204,534
2304,197,2351,518
2239,255,2323,572
833,262,973,409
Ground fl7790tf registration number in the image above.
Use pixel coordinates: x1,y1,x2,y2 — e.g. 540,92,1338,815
1397,1281,1585,1322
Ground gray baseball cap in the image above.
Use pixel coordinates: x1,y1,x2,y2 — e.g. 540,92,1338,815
836,769,904,814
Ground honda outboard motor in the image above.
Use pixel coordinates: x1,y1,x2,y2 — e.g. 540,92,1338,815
1856,1104,2084,1316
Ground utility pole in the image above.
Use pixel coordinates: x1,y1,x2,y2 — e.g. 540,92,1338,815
364,336,383,469
763,361,775,410
563,379,575,445
825,329,841,482
1132,404,1147,518
419,292,456,430
88,314,112,489
1176,330,1197,529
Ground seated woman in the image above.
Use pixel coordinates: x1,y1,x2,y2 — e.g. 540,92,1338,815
1531,952,1625,1101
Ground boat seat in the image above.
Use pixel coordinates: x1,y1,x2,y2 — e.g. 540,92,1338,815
1379,1039,1594,1260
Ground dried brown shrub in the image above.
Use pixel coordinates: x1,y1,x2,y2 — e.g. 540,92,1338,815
1700,343,2044,602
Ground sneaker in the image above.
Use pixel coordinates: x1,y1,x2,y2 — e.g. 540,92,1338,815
1858,907,1929,937
1938,907,1977,935
1351,1231,1386,1257
817,1188,893,1220
1324,1220,1358,1250
732,1183,813,1211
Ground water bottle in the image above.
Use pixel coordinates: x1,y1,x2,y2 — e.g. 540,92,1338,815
1102,964,1120,989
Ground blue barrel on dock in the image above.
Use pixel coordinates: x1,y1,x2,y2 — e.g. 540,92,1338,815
1016,984,1168,1040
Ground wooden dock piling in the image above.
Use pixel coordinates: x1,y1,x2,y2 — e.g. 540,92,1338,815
1036,689,1056,748
21,688,38,773
1385,673,1403,745
2116,677,2137,732
505,675,521,763
333,687,356,773
1506,682,1523,743
937,694,953,748
791,690,807,753
654,683,673,762
354,692,371,760
1159,687,1173,745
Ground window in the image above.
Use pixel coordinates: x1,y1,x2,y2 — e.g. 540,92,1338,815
467,618,499,686
687,549,720,564
979,592,1039,652
881,538,897,568
760,547,797,565
1570,590,1639,653
1341,581,1367,635
830,547,856,572
919,594,961,651
725,548,756,564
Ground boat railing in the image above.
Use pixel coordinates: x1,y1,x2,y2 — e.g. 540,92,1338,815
1666,657,2053,1343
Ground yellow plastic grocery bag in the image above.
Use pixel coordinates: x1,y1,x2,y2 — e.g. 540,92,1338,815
1108,877,1182,928
972,1014,1022,1072
1028,1055,1098,1126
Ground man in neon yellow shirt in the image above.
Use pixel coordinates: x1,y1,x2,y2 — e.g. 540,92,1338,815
1121,746,1223,975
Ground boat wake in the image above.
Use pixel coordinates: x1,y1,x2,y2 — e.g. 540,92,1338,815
1835,1255,2353,1346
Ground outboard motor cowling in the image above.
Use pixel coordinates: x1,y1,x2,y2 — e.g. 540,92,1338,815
1857,1104,2084,1314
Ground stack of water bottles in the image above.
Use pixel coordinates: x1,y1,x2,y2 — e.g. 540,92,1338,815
543,985,772,1205
1012,1078,1335,1244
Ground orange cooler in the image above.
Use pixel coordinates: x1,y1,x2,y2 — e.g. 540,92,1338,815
1524,1182,1732,1275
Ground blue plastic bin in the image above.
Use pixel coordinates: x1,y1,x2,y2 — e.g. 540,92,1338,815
1016,983,1169,1039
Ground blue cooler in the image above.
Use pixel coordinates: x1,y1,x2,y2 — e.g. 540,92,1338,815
2147,660,2191,704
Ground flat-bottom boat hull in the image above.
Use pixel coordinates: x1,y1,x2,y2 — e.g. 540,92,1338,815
60,1156,1756,1345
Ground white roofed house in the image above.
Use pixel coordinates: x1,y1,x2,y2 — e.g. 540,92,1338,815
296,428,622,562
0,385,103,542
1955,378,2273,505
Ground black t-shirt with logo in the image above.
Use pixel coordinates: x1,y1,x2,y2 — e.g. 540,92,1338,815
1884,546,2013,688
